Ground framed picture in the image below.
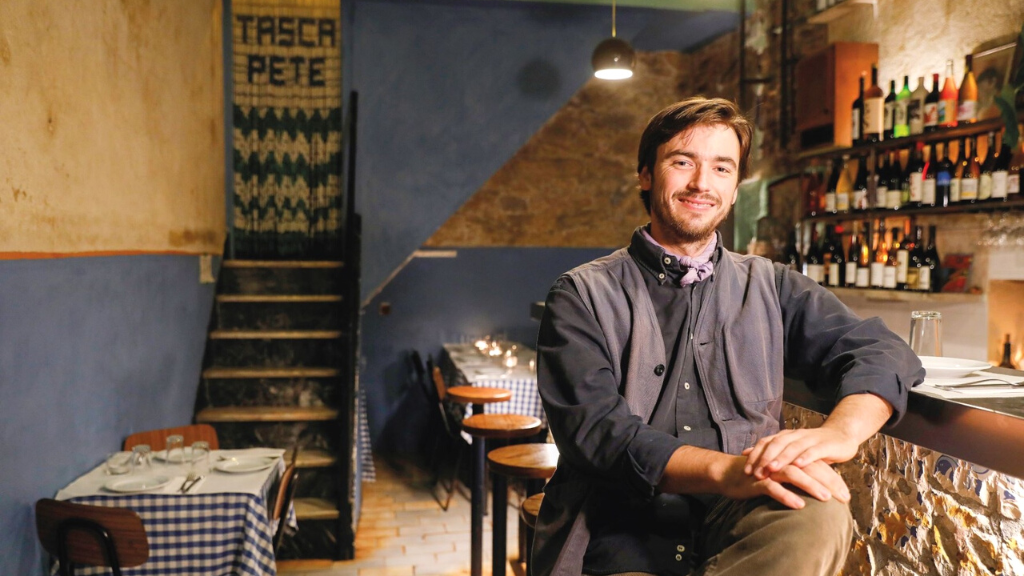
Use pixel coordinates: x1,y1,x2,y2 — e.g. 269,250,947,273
973,41,1017,120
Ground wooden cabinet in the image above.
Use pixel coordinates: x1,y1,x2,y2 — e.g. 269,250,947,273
795,42,878,150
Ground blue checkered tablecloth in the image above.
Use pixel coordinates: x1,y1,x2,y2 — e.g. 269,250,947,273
442,343,546,427
54,454,294,576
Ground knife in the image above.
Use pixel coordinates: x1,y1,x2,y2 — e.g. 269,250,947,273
182,475,204,493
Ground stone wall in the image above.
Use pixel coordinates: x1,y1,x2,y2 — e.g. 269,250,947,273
785,404,1024,575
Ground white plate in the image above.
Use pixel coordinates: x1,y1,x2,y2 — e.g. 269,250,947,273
215,456,277,474
152,447,201,463
105,475,172,493
920,356,992,379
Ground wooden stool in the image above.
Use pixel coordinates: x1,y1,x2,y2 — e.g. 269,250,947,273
487,444,558,576
520,493,544,576
462,414,543,576
444,387,515,576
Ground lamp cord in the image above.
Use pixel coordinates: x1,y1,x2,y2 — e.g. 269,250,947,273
611,0,617,37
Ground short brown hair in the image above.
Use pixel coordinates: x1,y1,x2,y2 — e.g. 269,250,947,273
636,97,753,212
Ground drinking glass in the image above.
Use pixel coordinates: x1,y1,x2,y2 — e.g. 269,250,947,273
165,434,185,465
130,444,153,475
105,452,132,475
190,441,210,475
909,311,943,357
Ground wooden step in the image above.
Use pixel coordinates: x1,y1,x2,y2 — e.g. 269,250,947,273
209,330,343,340
286,448,338,469
223,260,343,269
293,497,340,520
202,367,340,379
216,294,343,303
196,406,339,423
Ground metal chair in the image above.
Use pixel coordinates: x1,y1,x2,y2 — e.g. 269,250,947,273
426,356,470,511
123,424,219,451
36,498,149,576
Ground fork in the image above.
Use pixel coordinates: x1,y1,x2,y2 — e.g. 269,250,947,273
179,471,197,493
933,378,1024,389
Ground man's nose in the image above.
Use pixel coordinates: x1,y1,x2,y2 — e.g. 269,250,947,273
688,163,712,192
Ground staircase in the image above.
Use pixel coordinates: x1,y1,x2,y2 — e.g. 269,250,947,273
194,256,358,561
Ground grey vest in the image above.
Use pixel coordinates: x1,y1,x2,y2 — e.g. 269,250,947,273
535,245,785,576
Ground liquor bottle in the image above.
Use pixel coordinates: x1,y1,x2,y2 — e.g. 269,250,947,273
856,221,871,288
825,158,839,213
845,230,860,288
875,153,889,209
924,73,940,132
884,227,900,289
886,151,903,209
869,220,887,288
979,131,996,202
907,225,926,291
783,226,802,271
897,221,913,290
805,170,820,216
924,224,940,292
949,138,966,204
827,226,845,287
999,334,1016,369
961,136,980,203
1009,134,1023,198
992,134,1010,201
807,227,825,284
957,54,978,124
836,155,853,213
908,76,928,135
852,155,870,210
939,60,958,128
935,141,953,208
884,80,897,140
900,149,912,207
852,75,865,145
907,143,925,206
894,76,911,138
863,66,884,143
921,145,937,207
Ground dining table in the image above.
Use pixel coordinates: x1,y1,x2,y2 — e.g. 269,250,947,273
442,342,545,427
53,448,296,576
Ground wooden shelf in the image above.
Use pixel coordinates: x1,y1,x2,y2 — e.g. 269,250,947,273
287,448,338,469
802,197,1024,222
806,0,876,24
798,118,1007,160
222,260,343,269
827,286,984,303
196,406,339,422
294,497,340,520
209,330,343,340
216,294,343,303
202,367,340,379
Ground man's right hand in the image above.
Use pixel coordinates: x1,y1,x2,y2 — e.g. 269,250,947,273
715,455,851,510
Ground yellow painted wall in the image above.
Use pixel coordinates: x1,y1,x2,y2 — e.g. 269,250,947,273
0,0,225,256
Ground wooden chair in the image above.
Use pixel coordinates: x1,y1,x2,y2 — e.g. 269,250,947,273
123,424,219,451
271,464,299,553
36,498,149,576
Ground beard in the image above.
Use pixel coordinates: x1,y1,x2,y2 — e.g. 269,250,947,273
650,190,729,245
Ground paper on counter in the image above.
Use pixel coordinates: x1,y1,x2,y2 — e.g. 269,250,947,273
913,370,1024,398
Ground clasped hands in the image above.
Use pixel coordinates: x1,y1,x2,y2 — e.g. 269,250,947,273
724,427,858,510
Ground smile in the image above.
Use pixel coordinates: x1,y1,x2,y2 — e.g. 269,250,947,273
676,196,718,210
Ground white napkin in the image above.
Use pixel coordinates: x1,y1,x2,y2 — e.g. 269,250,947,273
914,371,1024,398
161,475,209,494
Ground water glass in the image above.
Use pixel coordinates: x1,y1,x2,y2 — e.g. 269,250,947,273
909,311,943,357
105,452,132,475
165,434,185,465
191,441,210,475
130,444,153,475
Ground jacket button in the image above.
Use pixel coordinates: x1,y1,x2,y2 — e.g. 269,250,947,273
654,364,665,376
675,554,683,561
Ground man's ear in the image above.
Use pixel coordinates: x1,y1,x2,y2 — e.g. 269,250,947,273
731,185,739,205
638,167,652,191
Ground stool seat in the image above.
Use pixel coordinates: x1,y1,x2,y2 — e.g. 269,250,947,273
521,493,544,529
487,443,559,479
462,414,542,439
446,386,512,405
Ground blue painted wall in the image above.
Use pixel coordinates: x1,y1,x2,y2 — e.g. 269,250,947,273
361,247,611,457
0,256,214,576
345,0,738,301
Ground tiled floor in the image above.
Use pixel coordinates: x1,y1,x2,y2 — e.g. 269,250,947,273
281,459,523,576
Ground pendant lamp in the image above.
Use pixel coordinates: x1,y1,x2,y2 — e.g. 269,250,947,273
592,0,635,80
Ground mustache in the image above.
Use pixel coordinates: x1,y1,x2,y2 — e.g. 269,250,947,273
672,192,720,205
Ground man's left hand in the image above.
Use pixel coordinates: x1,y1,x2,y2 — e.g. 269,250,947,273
742,427,858,480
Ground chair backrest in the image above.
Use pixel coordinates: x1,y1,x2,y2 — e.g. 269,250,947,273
123,424,219,451
272,465,299,552
431,364,448,403
36,499,149,574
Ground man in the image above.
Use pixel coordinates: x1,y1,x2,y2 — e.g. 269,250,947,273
533,97,923,576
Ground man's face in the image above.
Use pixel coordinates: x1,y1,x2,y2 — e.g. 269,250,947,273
639,124,741,246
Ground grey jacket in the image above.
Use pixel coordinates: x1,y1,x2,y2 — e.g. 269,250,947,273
533,240,921,576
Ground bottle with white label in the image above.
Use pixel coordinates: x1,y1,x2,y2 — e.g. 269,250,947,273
886,151,903,209
869,220,886,288
884,227,900,289
825,158,838,213
908,144,925,205
896,223,910,290
863,66,884,143
835,156,852,213
949,138,965,204
845,231,859,288
992,135,1010,201
979,131,996,201
908,76,928,135
875,153,889,208
921,145,937,206
960,137,980,203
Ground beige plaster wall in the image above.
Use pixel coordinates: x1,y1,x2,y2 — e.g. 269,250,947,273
0,0,225,255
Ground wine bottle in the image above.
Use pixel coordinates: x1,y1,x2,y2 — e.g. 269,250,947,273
949,138,966,204
957,54,978,124
935,141,953,208
809,226,825,285
783,226,802,271
887,151,903,209
1009,133,1023,198
827,225,845,287
907,225,926,291
900,149,912,207
894,75,911,138
884,79,897,140
999,334,1016,369
993,134,1010,201
853,155,869,210
884,227,900,289
825,158,839,213
875,153,889,209
896,220,913,290
869,220,887,288
939,60,958,128
852,75,864,145
961,136,980,203
908,76,928,135
845,230,859,288
805,170,820,216
836,155,853,213
924,73,940,132
907,143,925,206
856,221,871,288
979,131,996,202
863,66,884,143
922,145,937,207
924,224,939,292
